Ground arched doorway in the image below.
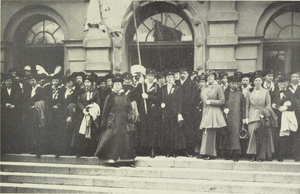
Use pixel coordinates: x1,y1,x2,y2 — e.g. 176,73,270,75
263,5,300,73
126,2,194,72
14,14,64,74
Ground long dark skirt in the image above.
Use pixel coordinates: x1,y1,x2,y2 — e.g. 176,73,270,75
94,115,135,162
161,116,186,154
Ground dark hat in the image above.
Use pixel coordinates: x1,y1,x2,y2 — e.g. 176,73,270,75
254,70,263,77
28,74,40,81
164,70,174,77
75,71,86,79
90,72,98,82
157,72,164,79
289,71,300,76
199,73,206,81
206,70,218,79
123,72,133,79
84,75,94,83
65,75,74,83
112,74,124,83
251,74,264,83
146,68,157,75
277,74,289,82
234,71,243,77
51,73,61,80
227,76,239,83
241,73,251,80
179,67,189,73
263,69,274,76
97,76,106,84
3,74,13,81
219,72,228,80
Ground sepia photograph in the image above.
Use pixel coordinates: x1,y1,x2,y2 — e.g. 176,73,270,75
1,0,300,193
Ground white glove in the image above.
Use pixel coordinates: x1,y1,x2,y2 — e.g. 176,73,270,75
142,93,148,99
10,104,15,109
161,103,166,108
206,100,211,105
66,116,72,123
178,114,184,122
83,109,89,115
272,103,277,109
279,106,288,112
284,101,291,107
244,118,249,124
6,103,11,107
224,108,230,115
259,114,264,119
53,105,58,109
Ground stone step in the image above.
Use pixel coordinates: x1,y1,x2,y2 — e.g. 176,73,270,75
2,154,300,172
1,161,300,184
1,171,300,194
0,182,225,194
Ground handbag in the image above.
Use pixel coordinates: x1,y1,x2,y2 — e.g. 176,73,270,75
126,123,136,134
239,124,248,139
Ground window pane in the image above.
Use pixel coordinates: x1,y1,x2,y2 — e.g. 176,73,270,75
32,33,55,44
293,12,300,26
265,22,281,39
133,24,149,42
53,28,64,43
293,26,300,38
25,30,35,44
279,26,292,38
44,20,59,34
31,21,44,34
274,12,292,28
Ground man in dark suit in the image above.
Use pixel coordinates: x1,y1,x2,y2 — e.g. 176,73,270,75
160,71,185,157
175,67,198,157
272,75,294,161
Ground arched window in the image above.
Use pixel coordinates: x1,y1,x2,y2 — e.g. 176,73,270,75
133,12,193,42
25,20,64,44
263,5,300,73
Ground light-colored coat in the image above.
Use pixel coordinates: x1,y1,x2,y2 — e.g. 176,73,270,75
246,87,271,124
200,82,226,129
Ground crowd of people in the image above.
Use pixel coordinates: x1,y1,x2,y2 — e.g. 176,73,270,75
1,65,300,166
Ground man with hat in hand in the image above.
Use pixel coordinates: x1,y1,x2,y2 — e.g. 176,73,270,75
130,68,160,157
175,67,198,157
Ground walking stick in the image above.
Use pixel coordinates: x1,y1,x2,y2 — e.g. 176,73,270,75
132,2,147,114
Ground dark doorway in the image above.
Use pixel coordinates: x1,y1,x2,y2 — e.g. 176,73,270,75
18,46,64,74
129,44,193,72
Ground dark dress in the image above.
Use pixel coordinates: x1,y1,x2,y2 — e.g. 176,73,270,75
291,87,300,161
94,92,135,163
72,88,101,156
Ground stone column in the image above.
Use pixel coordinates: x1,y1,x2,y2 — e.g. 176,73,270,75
207,1,238,72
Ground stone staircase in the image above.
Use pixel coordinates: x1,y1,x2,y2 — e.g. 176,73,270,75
1,154,300,193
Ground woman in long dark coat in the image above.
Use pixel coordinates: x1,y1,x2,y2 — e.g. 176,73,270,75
72,75,101,157
94,76,135,165
199,71,227,160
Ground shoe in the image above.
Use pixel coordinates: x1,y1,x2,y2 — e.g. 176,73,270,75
76,154,82,158
185,152,193,158
250,157,256,162
166,154,170,158
203,156,214,160
196,154,203,159
55,154,60,158
173,153,177,158
277,159,283,162
36,154,41,158
258,159,264,162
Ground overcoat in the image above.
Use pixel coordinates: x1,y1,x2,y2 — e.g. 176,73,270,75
94,92,135,162
160,84,186,152
200,82,226,129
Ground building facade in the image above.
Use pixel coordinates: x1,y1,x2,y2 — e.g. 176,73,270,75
1,1,300,75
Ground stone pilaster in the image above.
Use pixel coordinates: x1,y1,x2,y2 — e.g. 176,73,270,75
207,1,238,71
